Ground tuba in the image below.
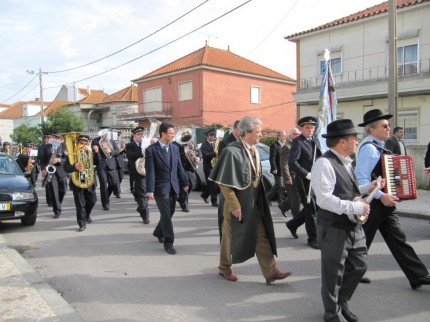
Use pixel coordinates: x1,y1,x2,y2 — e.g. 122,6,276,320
98,129,114,158
63,132,95,189
210,129,225,168
176,128,199,170
135,118,161,176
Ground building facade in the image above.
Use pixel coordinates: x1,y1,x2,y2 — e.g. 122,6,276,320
286,0,430,185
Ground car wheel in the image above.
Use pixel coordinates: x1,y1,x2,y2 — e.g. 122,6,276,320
21,214,37,226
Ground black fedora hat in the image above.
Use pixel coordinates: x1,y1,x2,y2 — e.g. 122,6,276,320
358,109,392,127
322,119,358,138
298,116,317,127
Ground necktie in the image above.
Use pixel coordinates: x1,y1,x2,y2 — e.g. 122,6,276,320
250,146,255,156
163,145,168,153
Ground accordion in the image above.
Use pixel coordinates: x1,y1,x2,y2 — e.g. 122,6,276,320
381,155,417,200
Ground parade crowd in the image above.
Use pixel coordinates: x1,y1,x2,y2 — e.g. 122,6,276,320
1,111,430,322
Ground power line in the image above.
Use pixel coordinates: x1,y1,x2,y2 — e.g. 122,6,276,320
0,73,38,103
46,0,210,74
65,0,253,85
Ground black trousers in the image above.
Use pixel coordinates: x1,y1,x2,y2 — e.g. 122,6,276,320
71,184,97,228
177,171,196,210
133,175,149,221
117,168,124,195
97,169,119,208
286,178,317,242
153,190,178,247
49,175,67,216
363,199,429,282
202,170,217,204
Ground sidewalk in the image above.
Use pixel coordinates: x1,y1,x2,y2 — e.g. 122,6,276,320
0,234,83,322
0,190,428,321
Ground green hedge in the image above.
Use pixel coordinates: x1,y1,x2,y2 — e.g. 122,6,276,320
260,136,276,146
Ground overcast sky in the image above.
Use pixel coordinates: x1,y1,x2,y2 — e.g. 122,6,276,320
0,0,385,104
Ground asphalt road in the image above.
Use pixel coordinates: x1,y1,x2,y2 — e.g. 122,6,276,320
1,175,429,321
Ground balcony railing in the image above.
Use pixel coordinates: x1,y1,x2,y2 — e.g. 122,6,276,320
299,58,430,89
117,102,172,121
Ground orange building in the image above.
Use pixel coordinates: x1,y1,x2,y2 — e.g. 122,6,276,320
130,45,296,132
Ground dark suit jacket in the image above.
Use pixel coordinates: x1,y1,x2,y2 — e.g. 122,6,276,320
385,135,406,155
288,134,321,190
218,133,237,157
92,137,119,171
269,141,282,177
280,140,294,182
145,142,189,196
200,140,217,174
39,142,68,178
125,140,144,178
425,142,430,168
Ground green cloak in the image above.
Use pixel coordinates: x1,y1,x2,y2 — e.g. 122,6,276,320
209,142,277,264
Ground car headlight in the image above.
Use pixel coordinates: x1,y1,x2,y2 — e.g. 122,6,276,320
13,192,35,200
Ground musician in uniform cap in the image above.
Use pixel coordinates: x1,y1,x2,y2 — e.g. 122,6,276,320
38,134,52,206
126,126,150,224
355,108,430,289
173,129,201,212
312,119,381,322
92,129,120,211
63,134,97,232
200,128,218,207
39,132,68,218
286,116,322,249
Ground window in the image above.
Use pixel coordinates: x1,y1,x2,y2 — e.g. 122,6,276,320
398,44,418,75
319,50,342,75
178,81,192,101
144,87,162,112
398,110,418,140
251,86,261,104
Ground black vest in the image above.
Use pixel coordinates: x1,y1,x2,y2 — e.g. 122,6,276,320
317,150,360,231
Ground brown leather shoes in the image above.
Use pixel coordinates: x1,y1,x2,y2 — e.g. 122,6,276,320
218,269,239,282
266,271,292,285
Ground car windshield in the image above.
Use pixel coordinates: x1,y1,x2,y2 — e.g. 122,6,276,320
256,143,270,161
0,155,23,175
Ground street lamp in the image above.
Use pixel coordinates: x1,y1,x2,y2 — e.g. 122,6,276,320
26,68,45,127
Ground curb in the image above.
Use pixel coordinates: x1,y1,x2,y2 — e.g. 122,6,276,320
0,235,84,322
396,211,430,221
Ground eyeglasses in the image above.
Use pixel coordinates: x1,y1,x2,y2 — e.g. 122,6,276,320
381,123,390,129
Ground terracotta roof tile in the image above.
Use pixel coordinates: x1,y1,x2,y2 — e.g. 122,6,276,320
0,100,50,119
0,103,11,108
134,45,295,82
78,89,108,104
42,100,72,115
103,84,138,103
286,0,429,39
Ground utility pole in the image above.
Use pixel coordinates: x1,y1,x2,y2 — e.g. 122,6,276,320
39,68,44,127
388,0,398,126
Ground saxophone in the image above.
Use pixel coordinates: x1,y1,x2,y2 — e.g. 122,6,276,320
135,118,161,176
42,139,62,188
63,132,95,189
26,155,34,173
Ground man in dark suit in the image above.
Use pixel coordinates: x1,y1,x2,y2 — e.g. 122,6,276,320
266,130,287,204
218,120,240,157
200,128,218,207
114,132,126,198
126,126,150,224
145,122,189,255
39,133,68,218
385,126,407,155
92,129,120,211
286,116,322,249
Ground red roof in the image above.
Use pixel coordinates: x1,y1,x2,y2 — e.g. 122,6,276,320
103,84,138,103
78,89,108,104
134,45,295,82
42,100,72,115
0,101,50,119
286,0,429,39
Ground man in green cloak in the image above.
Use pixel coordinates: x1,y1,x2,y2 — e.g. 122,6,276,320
209,116,292,284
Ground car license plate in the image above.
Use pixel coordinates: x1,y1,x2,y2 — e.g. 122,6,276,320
0,203,11,211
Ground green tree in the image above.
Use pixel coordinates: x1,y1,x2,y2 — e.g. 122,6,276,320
42,107,85,134
11,123,41,144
